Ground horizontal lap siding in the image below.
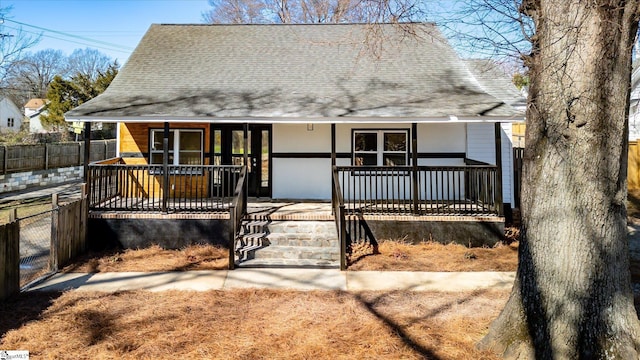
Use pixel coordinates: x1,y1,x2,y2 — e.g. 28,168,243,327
118,123,211,198
466,123,513,204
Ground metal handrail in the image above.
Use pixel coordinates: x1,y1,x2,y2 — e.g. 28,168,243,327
332,166,347,270
228,166,247,270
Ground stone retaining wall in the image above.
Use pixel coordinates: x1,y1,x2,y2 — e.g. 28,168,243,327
0,166,82,193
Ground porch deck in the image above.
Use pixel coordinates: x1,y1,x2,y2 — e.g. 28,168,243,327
89,197,502,221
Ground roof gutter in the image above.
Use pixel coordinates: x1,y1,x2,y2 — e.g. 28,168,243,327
64,115,525,124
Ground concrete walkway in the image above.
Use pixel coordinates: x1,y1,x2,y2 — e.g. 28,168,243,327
28,269,516,292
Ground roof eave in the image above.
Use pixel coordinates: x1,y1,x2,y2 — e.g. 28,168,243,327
64,115,525,124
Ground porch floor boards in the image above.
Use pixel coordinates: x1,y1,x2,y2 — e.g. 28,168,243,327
89,197,502,221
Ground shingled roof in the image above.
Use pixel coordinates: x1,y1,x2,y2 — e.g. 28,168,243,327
66,23,523,122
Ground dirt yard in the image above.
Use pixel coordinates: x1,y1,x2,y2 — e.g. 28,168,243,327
0,289,508,359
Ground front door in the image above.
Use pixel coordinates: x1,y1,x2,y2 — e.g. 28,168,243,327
211,124,272,197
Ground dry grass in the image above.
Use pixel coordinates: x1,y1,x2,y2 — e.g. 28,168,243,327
349,240,518,272
62,244,229,273
0,289,508,359
0,199,52,224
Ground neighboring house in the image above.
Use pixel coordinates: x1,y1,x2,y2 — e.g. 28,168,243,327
24,98,49,133
0,97,24,132
66,23,525,268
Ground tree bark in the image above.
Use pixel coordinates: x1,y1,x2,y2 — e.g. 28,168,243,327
481,1,640,358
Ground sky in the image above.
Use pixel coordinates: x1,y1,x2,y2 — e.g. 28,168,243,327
2,0,211,64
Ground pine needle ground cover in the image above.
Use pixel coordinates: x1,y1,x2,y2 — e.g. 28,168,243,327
1,289,508,359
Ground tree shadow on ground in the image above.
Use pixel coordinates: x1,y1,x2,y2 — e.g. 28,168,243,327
0,291,63,337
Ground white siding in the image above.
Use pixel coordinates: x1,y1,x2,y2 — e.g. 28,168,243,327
271,124,331,199
465,123,513,204
0,98,23,132
272,123,331,153
271,122,514,205
272,158,331,199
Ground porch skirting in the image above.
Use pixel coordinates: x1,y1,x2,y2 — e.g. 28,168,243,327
361,215,504,247
88,215,232,251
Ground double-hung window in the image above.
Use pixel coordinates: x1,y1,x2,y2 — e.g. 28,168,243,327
353,130,408,166
149,129,203,165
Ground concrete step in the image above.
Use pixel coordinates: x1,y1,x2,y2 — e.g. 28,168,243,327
261,233,338,247
243,220,338,235
235,218,340,268
237,258,339,269
249,245,340,261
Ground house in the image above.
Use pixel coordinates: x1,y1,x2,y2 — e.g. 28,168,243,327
24,98,48,133
0,97,24,132
65,23,525,269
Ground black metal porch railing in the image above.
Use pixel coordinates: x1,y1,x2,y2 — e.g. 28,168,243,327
228,166,247,270
335,165,502,217
332,165,503,270
88,159,245,212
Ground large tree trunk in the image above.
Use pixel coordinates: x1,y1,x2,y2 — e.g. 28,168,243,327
480,1,640,358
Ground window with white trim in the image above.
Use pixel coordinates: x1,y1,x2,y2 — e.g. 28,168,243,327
353,130,408,166
149,129,203,165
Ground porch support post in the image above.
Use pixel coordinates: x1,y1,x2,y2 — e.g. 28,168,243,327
331,124,336,213
83,121,91,182
162,122,170,213
331,124,336,167
494,122,504,216
243,123,249,195
411,123,419,214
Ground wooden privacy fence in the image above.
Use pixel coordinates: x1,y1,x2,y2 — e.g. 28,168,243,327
0,186,88,300
630,141,640,190
0,215,19,301
0,140,116,175
51,188,88,269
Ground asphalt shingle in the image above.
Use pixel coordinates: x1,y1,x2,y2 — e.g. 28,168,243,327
66,23,522,121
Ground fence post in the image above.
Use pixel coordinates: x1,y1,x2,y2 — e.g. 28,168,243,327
50,194,59,272
0,211,19,301
2,145,7,174
81,183,88,252
44,143,49,170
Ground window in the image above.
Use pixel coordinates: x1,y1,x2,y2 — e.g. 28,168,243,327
149,129,203,165
7,118,14,127
353,130,408,166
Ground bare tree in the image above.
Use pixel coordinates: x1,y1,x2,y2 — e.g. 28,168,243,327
67,48,113,82
0,5,40,105
203,0,427,24
3,49,68,106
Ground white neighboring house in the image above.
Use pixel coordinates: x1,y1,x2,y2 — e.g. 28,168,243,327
0,97,24,132
24,98,49,133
